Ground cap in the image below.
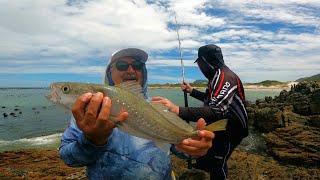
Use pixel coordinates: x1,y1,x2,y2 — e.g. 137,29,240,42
194,44,223,63
110,48,148,64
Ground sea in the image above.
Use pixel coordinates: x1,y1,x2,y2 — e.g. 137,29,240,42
0,87,281,154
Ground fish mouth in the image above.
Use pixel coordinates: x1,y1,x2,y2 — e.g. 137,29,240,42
46,83,61,102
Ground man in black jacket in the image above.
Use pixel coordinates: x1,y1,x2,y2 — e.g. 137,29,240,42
152,44,248,180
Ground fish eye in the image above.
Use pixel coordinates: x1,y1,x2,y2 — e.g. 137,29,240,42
61,85,70,93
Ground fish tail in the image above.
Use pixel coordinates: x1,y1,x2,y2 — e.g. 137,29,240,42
204,119,228,132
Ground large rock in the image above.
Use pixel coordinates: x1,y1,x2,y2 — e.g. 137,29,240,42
249,81,320,130
282,106,310,126
307,115,320,128
255,82,320,116
252,107,283,132
264,125,320,167
310,89,320,114
250,105,310,133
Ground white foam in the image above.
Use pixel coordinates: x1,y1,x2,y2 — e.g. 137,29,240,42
0,133,62,151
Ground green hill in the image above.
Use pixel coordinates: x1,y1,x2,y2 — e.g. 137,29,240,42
193,80,207,84
296,73,320,82
149,80,207,87
244,80,287,87
150,79,289,88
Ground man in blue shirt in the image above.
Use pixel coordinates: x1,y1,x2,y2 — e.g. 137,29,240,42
59,48,215,179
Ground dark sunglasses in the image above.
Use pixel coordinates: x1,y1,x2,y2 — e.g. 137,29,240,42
115,61,144,71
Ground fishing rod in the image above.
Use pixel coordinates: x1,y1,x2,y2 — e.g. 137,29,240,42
173,3,188,108
173,1,191,170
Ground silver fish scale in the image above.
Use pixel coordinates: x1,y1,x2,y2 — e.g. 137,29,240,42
111,86,195,143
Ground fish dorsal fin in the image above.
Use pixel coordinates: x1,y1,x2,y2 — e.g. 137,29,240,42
204,119,228,132
116,81,144,99
148,101,194,132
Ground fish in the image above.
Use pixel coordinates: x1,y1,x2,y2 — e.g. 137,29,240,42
46,81,227,151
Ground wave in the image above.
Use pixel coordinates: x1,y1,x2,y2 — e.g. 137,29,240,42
0,133,62,152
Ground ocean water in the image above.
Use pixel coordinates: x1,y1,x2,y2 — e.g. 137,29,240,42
0,87,281,152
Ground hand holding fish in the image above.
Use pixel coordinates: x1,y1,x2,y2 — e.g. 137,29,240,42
71,92,128,145
151,97,215,157
175,118,214,157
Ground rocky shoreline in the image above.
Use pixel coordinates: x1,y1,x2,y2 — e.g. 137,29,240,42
1,148,319,179
0,81,319,179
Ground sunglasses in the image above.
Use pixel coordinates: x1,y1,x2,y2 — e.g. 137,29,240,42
115,61,145,71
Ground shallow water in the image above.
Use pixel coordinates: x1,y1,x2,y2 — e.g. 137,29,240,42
0,87,280,152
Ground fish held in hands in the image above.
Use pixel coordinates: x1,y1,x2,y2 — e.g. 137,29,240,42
46,81,227,151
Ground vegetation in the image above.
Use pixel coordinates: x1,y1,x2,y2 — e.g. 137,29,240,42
149,80,208,88
149,73,320,88
296,73,320,82
150,79,288,88
244,80,287,87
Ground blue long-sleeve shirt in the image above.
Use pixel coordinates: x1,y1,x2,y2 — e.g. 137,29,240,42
59,116,175,179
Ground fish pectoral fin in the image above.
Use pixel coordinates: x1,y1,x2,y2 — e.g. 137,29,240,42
204,119,228,132
154,141,171,152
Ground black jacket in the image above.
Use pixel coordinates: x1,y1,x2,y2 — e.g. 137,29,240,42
179,44,248,141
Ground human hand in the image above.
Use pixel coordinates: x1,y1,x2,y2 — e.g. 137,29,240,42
72,92,128,145
150,97,179,115
181,82,193,94
176,118,214,157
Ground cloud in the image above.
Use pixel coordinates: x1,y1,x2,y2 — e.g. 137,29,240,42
0,0,319,86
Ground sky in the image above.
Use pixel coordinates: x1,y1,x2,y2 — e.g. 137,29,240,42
0,0,319,87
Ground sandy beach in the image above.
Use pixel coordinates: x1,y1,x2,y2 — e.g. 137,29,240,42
149,81,298,91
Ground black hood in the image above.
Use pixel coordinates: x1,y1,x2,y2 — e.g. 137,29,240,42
195,44,225,79
195,44,225,68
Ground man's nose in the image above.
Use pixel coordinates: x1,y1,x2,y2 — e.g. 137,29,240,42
126,64,135,72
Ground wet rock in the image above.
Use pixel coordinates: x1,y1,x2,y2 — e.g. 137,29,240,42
248,81,320,168
177,169,209,180
0,149,319,179
252,82,320,116
228,149,320,179
249,81,320,131
245,100,253,107
307,115,320,128
255,98,264,105
0,149,86,179
265,96,273,103
310,89,320,114
282,106,309,126
264,125,320,167
171,149,320,180
252,107,283,132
